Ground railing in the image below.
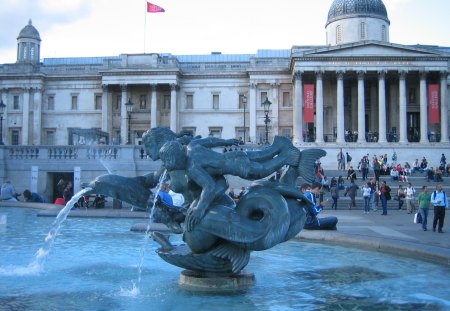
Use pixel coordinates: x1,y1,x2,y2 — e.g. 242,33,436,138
3,145,143,161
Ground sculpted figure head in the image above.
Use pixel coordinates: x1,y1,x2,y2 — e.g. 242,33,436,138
159,141,187,170
142,127,177,160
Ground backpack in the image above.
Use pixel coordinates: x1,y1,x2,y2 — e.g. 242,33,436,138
347,155,352,162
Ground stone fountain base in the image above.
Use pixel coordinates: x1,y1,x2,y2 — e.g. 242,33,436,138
179,270,255,292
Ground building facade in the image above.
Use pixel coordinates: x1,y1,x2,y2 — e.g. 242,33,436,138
0,0,449,201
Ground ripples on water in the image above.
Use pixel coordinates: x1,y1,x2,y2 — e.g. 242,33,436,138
0,207,449,311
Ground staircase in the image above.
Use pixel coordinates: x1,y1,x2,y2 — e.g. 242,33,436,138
318,169,450,211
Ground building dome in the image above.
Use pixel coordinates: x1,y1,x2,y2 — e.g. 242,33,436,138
326,0,390,27
17,19,41,41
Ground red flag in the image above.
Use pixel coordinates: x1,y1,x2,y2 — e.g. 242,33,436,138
304,84,315,123
428,84,440,124
147,2,165,13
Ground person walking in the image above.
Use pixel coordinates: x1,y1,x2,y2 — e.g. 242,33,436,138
380,180,391,215
362,182,372,214
418,185,431,231
431,184,448,233
337,149,345,170
345,180,359,210
330,183,339,210
404,183,416,214
397,185,405,210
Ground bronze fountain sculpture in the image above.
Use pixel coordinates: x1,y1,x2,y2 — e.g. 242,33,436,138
86,128,327,289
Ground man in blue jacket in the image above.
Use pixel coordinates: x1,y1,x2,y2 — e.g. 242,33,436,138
431,184,448,233
302,182,338,230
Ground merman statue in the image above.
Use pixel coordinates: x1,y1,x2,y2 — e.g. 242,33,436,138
86,127,328,274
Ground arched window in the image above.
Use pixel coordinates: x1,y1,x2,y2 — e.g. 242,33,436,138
336,25,342,44
381,25,386,41
360,22,366,40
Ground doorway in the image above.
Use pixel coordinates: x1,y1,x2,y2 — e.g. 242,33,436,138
48,172,74,203
407,112,420,142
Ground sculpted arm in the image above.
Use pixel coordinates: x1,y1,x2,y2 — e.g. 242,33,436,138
185,166,218,231
190,137,238,149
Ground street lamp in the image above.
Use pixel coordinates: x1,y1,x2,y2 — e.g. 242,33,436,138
125,98,133,144
242,94,247,144
262,97,272,144
0,99,5,145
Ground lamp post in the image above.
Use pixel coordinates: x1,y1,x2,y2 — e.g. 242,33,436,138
125,98,133,144
242,94,247,144
0,99,5,145
262,98,272,144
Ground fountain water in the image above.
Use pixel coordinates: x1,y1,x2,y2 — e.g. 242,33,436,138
0,206,449,310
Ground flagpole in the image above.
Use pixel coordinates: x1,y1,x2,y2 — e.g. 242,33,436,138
144,1,147,53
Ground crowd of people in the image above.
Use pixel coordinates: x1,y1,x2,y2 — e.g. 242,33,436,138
327,150,448,232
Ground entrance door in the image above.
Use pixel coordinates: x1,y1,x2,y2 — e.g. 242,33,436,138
49,172,74,203
407,112,420,142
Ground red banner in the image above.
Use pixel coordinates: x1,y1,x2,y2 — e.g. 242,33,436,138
147,2,165,13
428,84,440,124
304,84,315,123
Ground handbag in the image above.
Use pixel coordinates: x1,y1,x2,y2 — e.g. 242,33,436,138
414,212,422,224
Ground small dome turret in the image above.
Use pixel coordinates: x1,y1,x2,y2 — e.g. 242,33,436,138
16,19,41,64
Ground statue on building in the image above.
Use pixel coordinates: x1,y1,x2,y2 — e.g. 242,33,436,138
86,127,327,274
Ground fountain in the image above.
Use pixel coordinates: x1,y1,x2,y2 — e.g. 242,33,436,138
85,128,328,291
1,206,450,310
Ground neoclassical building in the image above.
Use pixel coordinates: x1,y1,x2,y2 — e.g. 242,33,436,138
0,0,449,148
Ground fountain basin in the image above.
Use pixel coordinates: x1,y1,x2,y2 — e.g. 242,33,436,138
1,207,450,311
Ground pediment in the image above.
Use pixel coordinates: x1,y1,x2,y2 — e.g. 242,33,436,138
297,41,447,58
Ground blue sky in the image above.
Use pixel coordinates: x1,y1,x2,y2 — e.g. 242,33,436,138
0,0,449,63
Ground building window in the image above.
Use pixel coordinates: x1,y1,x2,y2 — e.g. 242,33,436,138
114,95,121,111
256,127,266,144
186,94,193,109
139,94,147,109
13,95,19,110
212,94,219,110
381,25,386,41
208,127,222,138
11,129,20,145
95,94,102,110
30,45,35,60
360,22,366,40
336,25,342,44
182,127,196,136
236,128,246,141
260,92,268,105
282,92,291,107
163,95,170,110
47,95,55,110
71,95,78,110
280,127,293,139
45,129,55,145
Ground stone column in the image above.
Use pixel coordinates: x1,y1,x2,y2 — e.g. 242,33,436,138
440,71,449,142
120,84,128,145
150,84,157,128
101,84,110,134
370,83,378,134
419,71,428,143
32,88,42,145
22,88,30,145
357,71,366,143
398,71,408,143
170,84,177,132
271,83,279,137
336,71,345,144
293,71,303,144
378,71,387,143
249,83,257,143
315,71,324,143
